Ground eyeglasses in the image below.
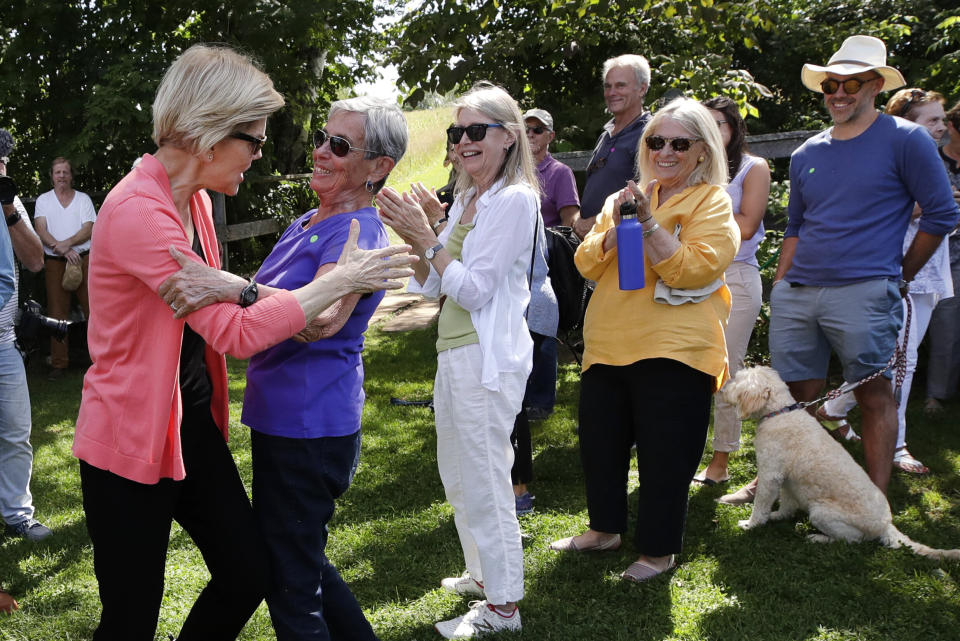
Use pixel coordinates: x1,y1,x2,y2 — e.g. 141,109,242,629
313,129,377,157
644,135,702,152
820,76,876,95
713,120,728,126
229,132,267,154
446,123,505,145
525,126,548,135
897,89,927,117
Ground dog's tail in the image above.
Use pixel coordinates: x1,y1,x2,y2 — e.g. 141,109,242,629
882,525,960,561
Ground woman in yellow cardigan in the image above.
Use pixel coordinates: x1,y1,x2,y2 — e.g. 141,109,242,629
550,98,739,582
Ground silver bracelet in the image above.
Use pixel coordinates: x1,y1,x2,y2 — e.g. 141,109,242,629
642,222,660,238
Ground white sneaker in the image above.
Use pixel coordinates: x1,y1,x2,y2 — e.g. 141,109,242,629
441,572,486,598
435,601,521,638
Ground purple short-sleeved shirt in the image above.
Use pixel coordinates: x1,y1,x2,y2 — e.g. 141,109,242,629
537,153,580,227
241,207,387,439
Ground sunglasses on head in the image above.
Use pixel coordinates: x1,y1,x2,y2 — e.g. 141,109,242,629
446,123,505,145
229,132,267,154
820,76,876,95
644,135,701,152
897,89,928,117
313,129,377,157
525,126,548,135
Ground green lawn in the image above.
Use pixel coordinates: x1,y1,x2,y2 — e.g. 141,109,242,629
3,323,960,640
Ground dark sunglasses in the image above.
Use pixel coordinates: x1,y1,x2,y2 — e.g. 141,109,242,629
820,76,876,95
897,89,928,117
644,135,701,152
525,126,548,135
446,123,505,145
229,132,267,154
313,129,377,157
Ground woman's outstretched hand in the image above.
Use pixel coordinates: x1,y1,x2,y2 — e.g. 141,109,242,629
336,218,417,292
160,247,248,319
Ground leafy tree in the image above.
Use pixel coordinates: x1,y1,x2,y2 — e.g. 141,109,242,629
390,0,778,150
390,0,960,150
0,0,385,198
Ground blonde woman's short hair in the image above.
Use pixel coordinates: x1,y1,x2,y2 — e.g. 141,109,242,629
152,44,284,155
452,82,540,198
637,98,727,189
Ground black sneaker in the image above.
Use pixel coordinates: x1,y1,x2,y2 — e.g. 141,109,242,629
6,518,53,541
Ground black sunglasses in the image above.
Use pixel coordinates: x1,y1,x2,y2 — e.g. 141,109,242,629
446,123,505,145
229,132,267,154
897,89,928,117
820,76,876,95
644,135,702,152
525,126,548,135
313,129,377,157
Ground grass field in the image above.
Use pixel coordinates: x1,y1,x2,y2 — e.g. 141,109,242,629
386,106,453,197
2,321,960,640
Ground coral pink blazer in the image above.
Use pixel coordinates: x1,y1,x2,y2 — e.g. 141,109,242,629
73,154,306,483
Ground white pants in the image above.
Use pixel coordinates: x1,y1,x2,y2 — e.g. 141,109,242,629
434,344,526,605
822,292,937,449
712,262,763,452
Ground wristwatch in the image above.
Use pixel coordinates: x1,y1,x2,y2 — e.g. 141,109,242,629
5,211,20,227
239,279,258,307
424,243,444,261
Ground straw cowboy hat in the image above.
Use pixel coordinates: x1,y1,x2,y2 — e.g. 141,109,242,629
801,35,905,93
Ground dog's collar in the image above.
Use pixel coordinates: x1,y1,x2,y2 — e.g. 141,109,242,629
759,402,806,421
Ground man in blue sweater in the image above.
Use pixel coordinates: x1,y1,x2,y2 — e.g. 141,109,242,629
721,35,959,503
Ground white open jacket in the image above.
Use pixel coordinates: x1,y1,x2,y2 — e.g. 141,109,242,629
409,177,539,391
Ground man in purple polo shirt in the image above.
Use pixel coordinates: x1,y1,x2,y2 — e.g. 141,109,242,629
523,109,580,229
575,54,652,239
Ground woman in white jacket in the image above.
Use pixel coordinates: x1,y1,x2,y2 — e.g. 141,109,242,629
378,81,540,640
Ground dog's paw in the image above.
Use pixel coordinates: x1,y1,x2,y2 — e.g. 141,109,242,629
738,519,755,530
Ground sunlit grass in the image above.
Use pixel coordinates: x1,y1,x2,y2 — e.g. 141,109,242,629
386,106,453,196
6,330,960,640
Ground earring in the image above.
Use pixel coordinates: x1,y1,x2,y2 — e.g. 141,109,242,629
697,155,705,163
365,180,374,193
207,152,214,161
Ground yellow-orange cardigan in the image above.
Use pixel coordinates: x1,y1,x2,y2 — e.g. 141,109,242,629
574,182,739,392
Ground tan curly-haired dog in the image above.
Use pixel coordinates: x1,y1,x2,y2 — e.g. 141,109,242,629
722,366,959,561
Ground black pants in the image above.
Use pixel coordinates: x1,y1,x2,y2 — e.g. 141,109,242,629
80,409,269,641
510,409,532,485
578,358,712,556
509,332,550,486
251,429,378,641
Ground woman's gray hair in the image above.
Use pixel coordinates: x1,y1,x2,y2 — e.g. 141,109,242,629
452,82,539,198
602,54,651,89
152,44,284,156
328,96,408,194
637,97,728,189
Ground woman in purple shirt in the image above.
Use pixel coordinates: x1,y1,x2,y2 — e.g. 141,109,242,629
167,96,408,641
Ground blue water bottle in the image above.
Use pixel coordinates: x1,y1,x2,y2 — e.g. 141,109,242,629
617,200,645,290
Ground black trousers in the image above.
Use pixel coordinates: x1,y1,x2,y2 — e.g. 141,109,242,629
251,429,378,641
80,409,269,641
509,409,532,485
578,358,712,556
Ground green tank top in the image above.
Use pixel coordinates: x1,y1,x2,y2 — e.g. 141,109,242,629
436,222,479,353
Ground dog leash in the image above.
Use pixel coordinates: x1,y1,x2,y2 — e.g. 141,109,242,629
760,294,913,421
